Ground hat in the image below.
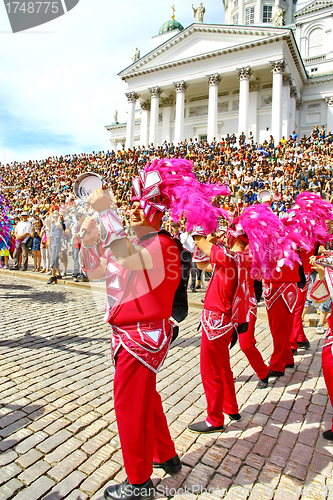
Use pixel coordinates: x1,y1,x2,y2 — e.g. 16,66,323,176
21,211,28,216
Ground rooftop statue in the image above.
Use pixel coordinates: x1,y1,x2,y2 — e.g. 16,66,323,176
192,2,205,23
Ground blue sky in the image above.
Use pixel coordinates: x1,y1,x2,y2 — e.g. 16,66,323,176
0,0,226,163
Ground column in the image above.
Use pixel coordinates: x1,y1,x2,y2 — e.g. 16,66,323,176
237,66,252,137
148,86,162,146
207,74,221,143
289,86,297,137
282,73,291,139
125,92,138,150
239,0,244,24
140,101,150,148
296,98,302,137
325,97,333,133
270,59,285,144
255,0,261,23
162,96,174,144
249,79,259,142
173,81,188,145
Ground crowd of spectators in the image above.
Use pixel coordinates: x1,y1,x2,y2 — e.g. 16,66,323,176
1,124,332,277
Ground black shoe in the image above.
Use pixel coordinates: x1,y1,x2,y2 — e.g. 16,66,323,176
292,348,298,354
188,420,224,433
10,266,19,270
285,363,295,369
269,370,285,377
104,478,154,500
297,340,311,350
21,268,27,271
47,277,57,285
257,376,269,389
56,274,62,279
153,454,181,474
227,413,242,421
323,429,333,441
190,288,196,293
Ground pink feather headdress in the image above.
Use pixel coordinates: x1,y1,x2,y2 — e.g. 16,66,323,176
228,205,306,279
282,192,333,248
131,158,230,233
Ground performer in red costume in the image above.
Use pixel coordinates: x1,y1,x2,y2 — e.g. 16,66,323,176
79,158,230,500
289,248,315,353
264,263,300,376
239,274,270,388
282,193,333,357
188,230,250,433
309,256,333,440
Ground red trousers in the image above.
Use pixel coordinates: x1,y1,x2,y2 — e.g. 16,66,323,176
266,295,295,373
114,347,176,484
201,329,238,427
322,346,333,432
290,288,308,350
239,311,270,381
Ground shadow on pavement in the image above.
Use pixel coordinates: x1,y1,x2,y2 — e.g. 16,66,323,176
0,282,70,304
0,332,108,357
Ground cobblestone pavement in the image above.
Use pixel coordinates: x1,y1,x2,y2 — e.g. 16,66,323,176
1,272,333,500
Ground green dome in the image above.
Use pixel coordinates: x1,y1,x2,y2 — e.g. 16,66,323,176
159,19,184,35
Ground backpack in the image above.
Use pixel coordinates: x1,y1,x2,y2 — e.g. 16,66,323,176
158,230,192,324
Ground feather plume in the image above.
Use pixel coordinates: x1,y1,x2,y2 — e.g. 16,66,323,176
144,158,230,233
282,192,333,248
238,205,303,279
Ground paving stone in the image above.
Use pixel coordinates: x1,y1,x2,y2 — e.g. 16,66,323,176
17,461,50,486
217,455,242,479
201,445,227,468
63,489,89,500
11,476,55,500
80,460,121,496
15,431,48,454
0,428,33,452
0,450,18,467
310,452,333,477
0,479,23,500
184,463,215,491
15,449,43,469
78,443,117,474
258,464,282,488
48,450,88,482
0,463,22,487
234,465,259,488
43,471,86,499
44,437,82,465
252,435,276,457
274,475,303,500
290,443,314,467
36,429,72,454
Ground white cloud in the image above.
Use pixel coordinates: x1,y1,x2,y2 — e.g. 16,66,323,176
0,0,225,163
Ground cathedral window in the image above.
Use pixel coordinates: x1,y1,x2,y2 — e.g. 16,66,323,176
308,28,324,58
262,5,272,23
233,13,239,24
245,7,254,24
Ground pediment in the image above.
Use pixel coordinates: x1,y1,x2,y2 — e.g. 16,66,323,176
294,0,333,17
118,24,290,80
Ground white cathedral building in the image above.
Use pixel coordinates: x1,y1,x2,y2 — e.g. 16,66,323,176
105,0,333,149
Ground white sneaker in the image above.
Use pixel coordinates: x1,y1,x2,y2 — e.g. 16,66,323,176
3,266,9,269
316,324,325,334
46,270,52,275
61,271,66,277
